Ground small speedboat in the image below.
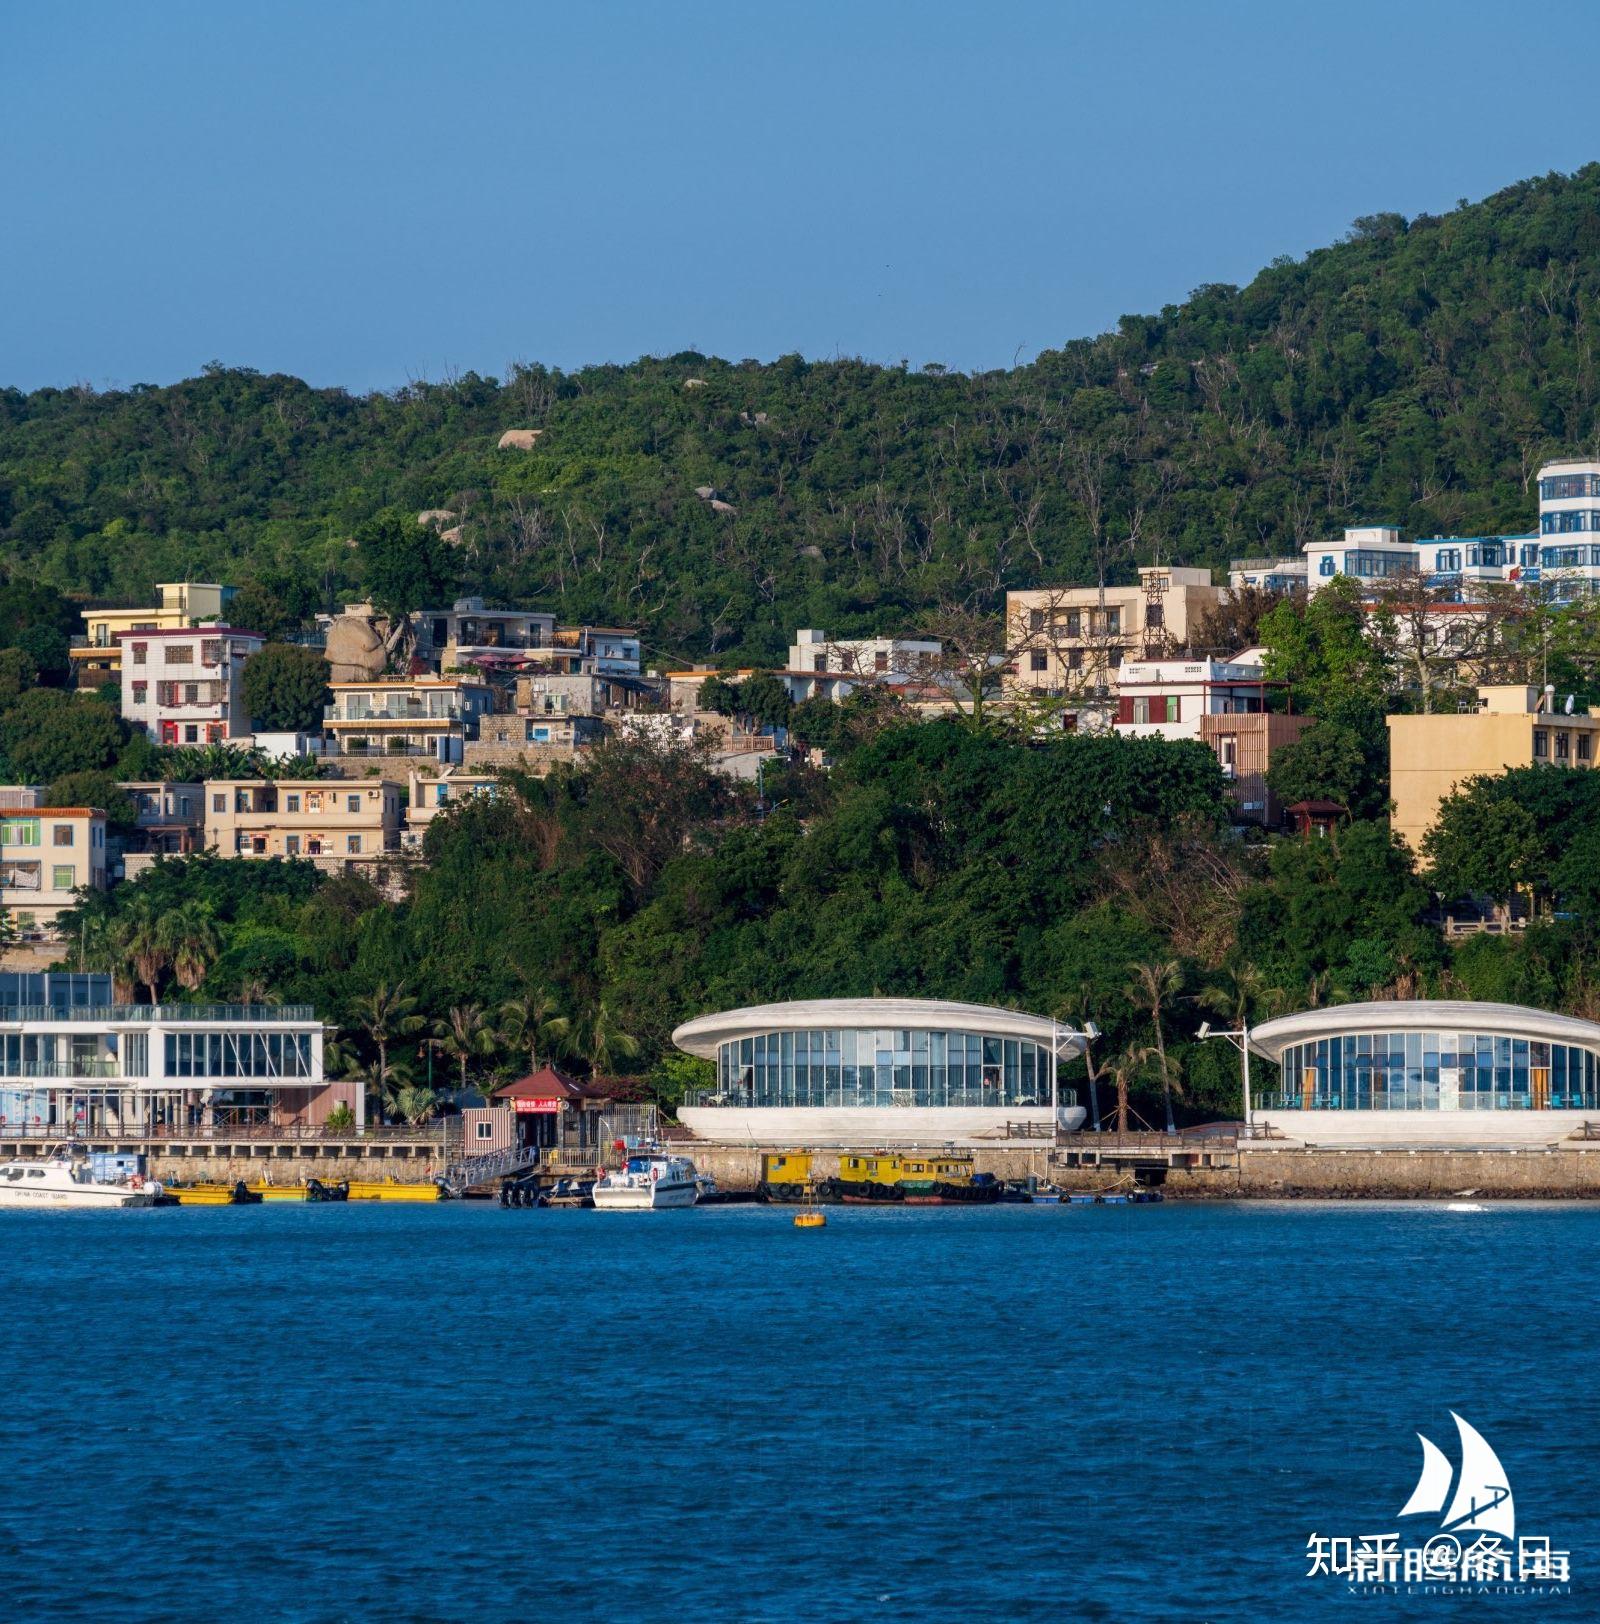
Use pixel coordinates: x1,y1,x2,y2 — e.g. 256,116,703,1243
0,1145,161,1209
591,1152,705,1210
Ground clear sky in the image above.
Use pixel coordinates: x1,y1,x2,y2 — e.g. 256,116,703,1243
4,0,1596,394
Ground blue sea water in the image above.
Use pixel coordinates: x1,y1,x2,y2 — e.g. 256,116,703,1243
2,1200,1597,1622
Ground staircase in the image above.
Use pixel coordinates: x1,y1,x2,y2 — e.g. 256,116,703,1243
442,1143,541,1196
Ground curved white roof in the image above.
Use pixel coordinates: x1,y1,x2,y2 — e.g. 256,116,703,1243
672,998,1083,1059
1249,1000,1600,1062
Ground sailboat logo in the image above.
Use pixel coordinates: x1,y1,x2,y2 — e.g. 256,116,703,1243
1398,1412,1515,1542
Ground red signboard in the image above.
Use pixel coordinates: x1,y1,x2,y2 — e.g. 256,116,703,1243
513,1097,560,1114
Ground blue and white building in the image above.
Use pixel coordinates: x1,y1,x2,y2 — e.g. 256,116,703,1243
1250,999,1600,1146
674,997,1088,1145
1304,457,1600,605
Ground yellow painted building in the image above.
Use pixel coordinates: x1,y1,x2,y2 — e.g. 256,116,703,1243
69,583,236,687
1387,685,1600,853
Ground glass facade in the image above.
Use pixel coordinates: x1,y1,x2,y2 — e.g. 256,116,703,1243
714,1026,1055,1108
1266,1030,1600,1111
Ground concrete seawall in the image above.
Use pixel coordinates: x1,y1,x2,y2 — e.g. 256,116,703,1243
684,1142,1600,1199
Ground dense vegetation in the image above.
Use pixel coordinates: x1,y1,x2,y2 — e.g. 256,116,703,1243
9,169,1600,665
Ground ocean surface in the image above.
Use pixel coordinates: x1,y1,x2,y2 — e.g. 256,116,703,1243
3,1199,1597,1622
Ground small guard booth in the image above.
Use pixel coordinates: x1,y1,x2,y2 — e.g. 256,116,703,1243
491,1065,616,1159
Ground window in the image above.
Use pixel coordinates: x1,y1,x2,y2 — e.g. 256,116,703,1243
1435,548,1461,572
1104,609,1121,636
1133,697,1151,724
812,654,826,673
1065,610,1082,638
201,640,222,665
1542,511,1591,535
183,725,198,743
2,822,37,847
1319,556,1336,577
286,795,300,813
132,643,147,665
1522,543,1540,567
1581,734,1594,763
1534,730,1550,760
476,1121,494,1141
346,794,360,813
346,834,362,853
51,865,74,891
1544,545,1585,569
1556,732,1571,761
1067,648,1083,670
212,793,225,813
285,835,300,856
132,681,147,702
52,824,73,847
1028,608,1044,633
873,651,888,672
1541,473,1594,501
1164,695,1180,722
183,683,199,704
1030,651,1047,672
166,644,194,665
1347,550,1413,579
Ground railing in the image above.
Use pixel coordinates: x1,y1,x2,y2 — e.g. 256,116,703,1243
0,1122,449,1142
322,741,456,759
326,704,469,723
0,1003,317,1023
0,1060,120,1079
443,1143,541,1191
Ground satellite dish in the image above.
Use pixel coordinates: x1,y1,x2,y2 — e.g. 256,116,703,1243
1565,694,1576,715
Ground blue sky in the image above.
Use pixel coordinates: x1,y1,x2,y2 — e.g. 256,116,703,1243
3,0,1596,393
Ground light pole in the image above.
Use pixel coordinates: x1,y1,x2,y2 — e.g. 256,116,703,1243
1197,1018,1253,1136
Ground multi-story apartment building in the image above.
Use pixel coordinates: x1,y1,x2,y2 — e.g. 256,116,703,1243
116,781,205,879
404,770,504,846
120,626,263,744
0,791,108,936
1305,457,1600,606
0,971,345,1136
415,599,558,668
786,628,944,678
1387,684,1600,853
1004,566,1226,711
1111,659,1310,825
1228,557,1307,595
544,626,642,676
321,678,495,763
464,713,604,770
69,582,236,688
513,670,663,717
204,779,403,861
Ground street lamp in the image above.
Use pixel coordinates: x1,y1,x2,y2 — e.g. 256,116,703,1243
1197,1018,1253,1136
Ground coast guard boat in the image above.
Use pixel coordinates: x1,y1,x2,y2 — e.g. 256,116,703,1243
0,1144,161,1209
591,1151,710,1209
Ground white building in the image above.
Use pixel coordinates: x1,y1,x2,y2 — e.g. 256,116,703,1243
1250,999,1600,1148
1228,557,1307,595
1112,657,1271,740
1302,456,1600,605
120,626,264,745
0,972,345,1137
787,628,943,679
674,997,1087,1145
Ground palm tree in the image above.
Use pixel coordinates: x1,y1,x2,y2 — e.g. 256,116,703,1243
113,894,171,1004
435,1003,499,1093
574,1000,640,1079
1200,961,1266,1035
1128,958,1184,1133
161,901,220,992
498,986,570,1073
392,1081,440,1127
1104,1043,1160,1136
349,981,425,1124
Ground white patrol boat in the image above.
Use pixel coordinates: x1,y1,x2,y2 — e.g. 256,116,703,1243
591,1151,708,1210
0,1144,161,1209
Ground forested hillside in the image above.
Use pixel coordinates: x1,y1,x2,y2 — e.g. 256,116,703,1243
6,167,1600,663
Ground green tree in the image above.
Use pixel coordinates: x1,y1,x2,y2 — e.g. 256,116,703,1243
350,981,427,1124
1267,722,1370,813
498,986,569,1073
44,771,137,832
241,643,331,733
0,647,39,706
435,1003,499,1091
355,509,457,621
161,901,221,992
0,690,126,781
1127,958,1184,1133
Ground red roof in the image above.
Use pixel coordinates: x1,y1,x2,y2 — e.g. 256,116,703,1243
493,1064,610,1103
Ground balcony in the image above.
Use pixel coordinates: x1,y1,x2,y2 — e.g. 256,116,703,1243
325,703,468,724
0,1003,317,1023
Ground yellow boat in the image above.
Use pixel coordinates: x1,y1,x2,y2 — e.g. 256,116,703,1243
345,1179,443,1203
163,1181,263,1206
247,1183,308,1203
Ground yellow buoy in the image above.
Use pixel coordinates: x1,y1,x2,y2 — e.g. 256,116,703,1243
794,1211,826,1228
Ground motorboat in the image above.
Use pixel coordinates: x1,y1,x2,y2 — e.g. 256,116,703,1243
591,1152,705,1209
0,1145,161,1209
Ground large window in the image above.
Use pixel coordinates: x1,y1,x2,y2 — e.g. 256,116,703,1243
1267,1031,1600,1111
714,1026,1056,1109
163,1030,314,1079
1541,510,1599,534
1541,474,1596,500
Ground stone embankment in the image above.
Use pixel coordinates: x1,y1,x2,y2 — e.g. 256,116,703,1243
683,1142,1600,1199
